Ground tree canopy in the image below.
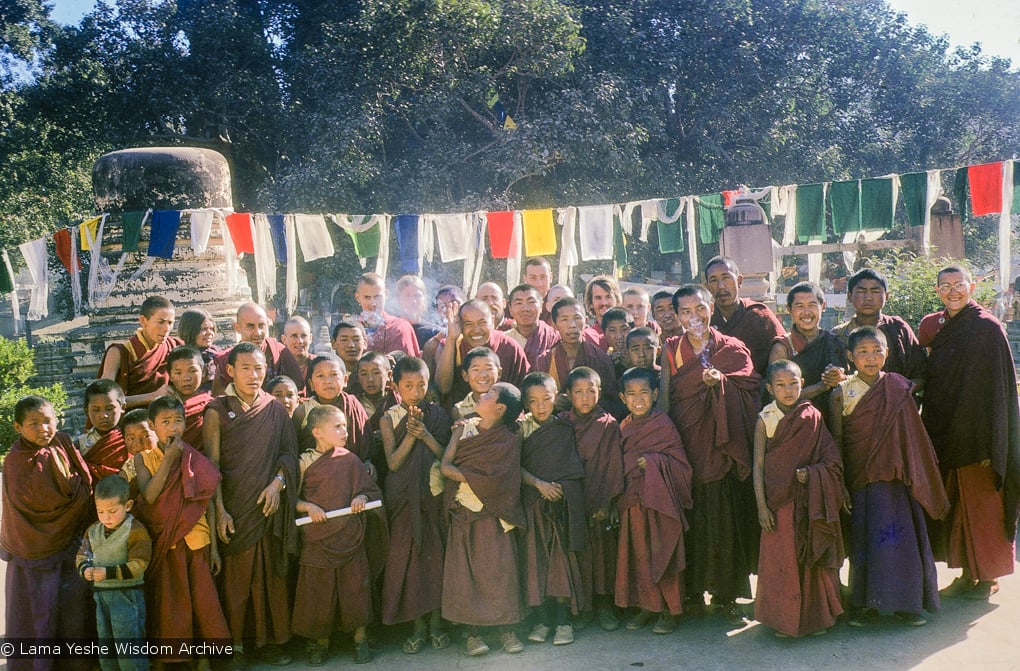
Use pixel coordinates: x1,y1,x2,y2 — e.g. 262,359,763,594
0,0,1017,255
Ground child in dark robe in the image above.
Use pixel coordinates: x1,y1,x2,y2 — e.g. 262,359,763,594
441,382,527,657
625,327,660,374
78,378,129,482
615,367,692,635
131,397,230,669
753,360,844,638
167,346,214,452
379,357,452,653
830,327,949,627
267,375,300,417
563,366,625,632
292,404,385,666
451,346,501,420
1,396,93,671
519,372,586,647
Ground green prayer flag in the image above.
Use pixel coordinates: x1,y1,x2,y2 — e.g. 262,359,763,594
795,183,825,241
121,211,145,253
860,177,894,231
656,198,684,253
697,194,725,244
0,255,13,294
829,180,860,235
953,168,970,223
1012,160,1020,214
344,224,381,258
899,172,928,228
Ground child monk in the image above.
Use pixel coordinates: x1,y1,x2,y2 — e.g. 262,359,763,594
204,342,299,667
562,366,625,631
99,295,183,408
267,375,301,417
380,356,452,653
830,326,949,627
519,372,586,647
753,360,844,638
441,382,527,657
615,367,692,635
167,345,214,452
293,404,386,666
625,327,660,374
357,351,398,435
131,397,230,670
293,355,376,470
1,396,93,671
451,346,501,420
79,378,129,481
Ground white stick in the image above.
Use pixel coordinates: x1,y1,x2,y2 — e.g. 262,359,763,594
295,499,383,526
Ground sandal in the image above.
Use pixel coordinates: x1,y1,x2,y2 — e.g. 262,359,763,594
403,633,427,654
430,631,451,650
354,641,374,664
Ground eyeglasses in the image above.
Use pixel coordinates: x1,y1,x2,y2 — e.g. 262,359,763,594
937,282,970,294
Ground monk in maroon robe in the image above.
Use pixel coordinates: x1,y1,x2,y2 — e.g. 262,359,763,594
537,311,624,420
80,428,128,483
520,415,587,615
355,271,422,356
563,403,624,616
2,426,92,671
99,297,184,409
615,408,692,623
507,286,561,367
213,302,304,395
381,401,452,626
662,320,761,618
206,383,298,659
134,439,231,654
754,399,844,637
920,278,1019,597
178,389,213,452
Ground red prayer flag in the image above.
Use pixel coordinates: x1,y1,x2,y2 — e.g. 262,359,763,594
487,210,516,259
968,162,1003,217
721,189,740,207
224,212,256,254
53,228,80,274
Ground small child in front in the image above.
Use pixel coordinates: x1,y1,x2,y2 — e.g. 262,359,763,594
830,326,949,627
77,475,152,671
79,378,129,481
753,360,844,638
450,346,501,420
615,367,692,635
563,366,625,631
519,372,586,647
2,396,93,671
292,404,384,666
130,397,230,670
379,357,452,653
441,382,527,657
293,355,376,468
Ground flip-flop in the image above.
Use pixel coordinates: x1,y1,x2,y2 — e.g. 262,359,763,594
403,634,427,654
430,632,452,650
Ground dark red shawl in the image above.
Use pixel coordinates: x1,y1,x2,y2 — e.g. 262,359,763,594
1,433,92,559
449,329,531,401
665,329,761,484
711,297,786,377
619,410,692,581
134,442,220,578
844,373,949,520
562,407,624,516
831,314,926,381
520,320,561,368
383,403,451,549
83,429,128,482
444,423,527,528
921,301,1020,539
300,447,387,572
764,401,844,568
313,391,375,462
368,312,421,357
214,338,304,394
100,334,184,396
179,390,212,453
208,389,299,564
521,417,587,552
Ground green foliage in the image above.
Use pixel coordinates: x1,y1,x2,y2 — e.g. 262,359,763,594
0,336,67,455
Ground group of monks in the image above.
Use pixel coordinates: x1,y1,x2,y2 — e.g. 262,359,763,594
1,253,1018,669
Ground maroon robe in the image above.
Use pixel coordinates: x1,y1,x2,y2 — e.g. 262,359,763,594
843,373,949,520
921,300,1020,555
178,389,213,453
615,410,692,615
448,328,531,401
771,330,847,425
82,428,128,482
292,447,387,638
831,313,926,381
134,443,229,643
755,401,844,637
214,338,304,394
520,418,587,611
209,389,298,648
582,322,607,351
381,403,452,625
710,297,786,377
563,407,624,602
442,423,526,626
367,312,422,357
537,340,623,419
664,330,760,600
306,391,375,464
100,333,184,396
518,320,561,367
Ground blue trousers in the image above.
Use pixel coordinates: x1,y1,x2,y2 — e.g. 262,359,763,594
94,588,149,671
